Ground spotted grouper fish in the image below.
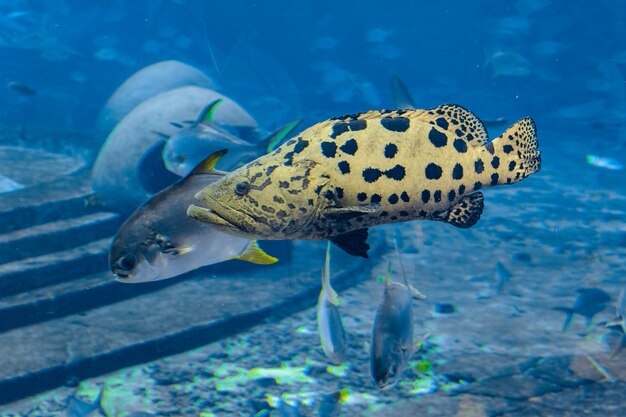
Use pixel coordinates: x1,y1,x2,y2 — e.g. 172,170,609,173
188,104,541,257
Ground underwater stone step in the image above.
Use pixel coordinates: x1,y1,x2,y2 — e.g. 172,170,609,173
0,171,95,235
0,238,386,406
0,212,121,264
0,238,111,297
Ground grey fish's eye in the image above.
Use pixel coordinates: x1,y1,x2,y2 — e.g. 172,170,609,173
118,255,137,271
235,181,250,196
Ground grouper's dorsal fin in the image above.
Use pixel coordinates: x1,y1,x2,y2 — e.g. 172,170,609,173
262,119,302,152
419,104,489,147
196,98,224,126
329,228,370,258
189,149,229,176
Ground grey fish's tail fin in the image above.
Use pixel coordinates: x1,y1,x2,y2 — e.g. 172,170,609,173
490,117,541,185
610,333,626,358
554,306,574,332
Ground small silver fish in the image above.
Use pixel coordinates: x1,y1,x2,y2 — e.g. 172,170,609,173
370,243,425,389
110,150,277,283
66,387,105,417
316,242,348,364
586,154,623,171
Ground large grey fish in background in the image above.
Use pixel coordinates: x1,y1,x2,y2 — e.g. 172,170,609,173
316,242,348,365
370,244,426,390
189,104,541,258
110,150,277,283
163,99,301,176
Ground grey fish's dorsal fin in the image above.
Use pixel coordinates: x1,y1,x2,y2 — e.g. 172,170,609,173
390,75,415,109
196,98,224,126
422,104,489,146
329,228,369,258
435,192,484,228
188,149,229,176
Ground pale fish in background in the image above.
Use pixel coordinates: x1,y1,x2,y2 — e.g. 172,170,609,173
484,49,531,77
110,150,277,283
163,99,301,176
586,155,623,171
495,261,512,295
317,242,348,365
555,288,611,332
365,27,393,43
66,387,106,417
0,174,24,194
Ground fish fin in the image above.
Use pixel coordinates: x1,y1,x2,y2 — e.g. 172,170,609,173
189,149,229,176
610,334,626,358
554,307,574,332
329,228,369,258
170,121,184,128
409,284,427,300
196,98,224,125
322,241,340,305
151,130,170,139
363,341,370,355
163,246,191,255
390,75,415,109
420,104,489,146
324,203,381,220
488,117,541,184
605,319,622,328
232,240,278,264
262,120,302,152
434,192,484,228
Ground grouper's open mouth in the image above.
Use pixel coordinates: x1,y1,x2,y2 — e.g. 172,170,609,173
187,204,239,230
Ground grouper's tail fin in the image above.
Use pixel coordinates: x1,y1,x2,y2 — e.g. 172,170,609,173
490,117,541,185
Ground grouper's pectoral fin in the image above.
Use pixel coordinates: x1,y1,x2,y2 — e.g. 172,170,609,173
329,228,370,259
434,192,484,229
232,240,278,265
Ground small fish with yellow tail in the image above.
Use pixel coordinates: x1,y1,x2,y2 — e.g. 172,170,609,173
316,242,348,364
188,105,541,258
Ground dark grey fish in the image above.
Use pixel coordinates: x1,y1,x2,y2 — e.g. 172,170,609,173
605,288,626,357
316,242,348,364
318,390,342,417
370,244,425,389
555,288,611,332
494,261,512,295
7,80,36,96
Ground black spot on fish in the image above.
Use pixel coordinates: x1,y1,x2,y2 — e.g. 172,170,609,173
261,205,275,213
388,193,399,204
474,159,484,174
452,163,464,180
455,128,463,137
293,137,309,154
453,139,467,153
381,211,389,216
400,191,410,202
323,190,335,200
385,165,406,181
436,117,449,130
399,210,410,216
299,207,307,213
321,141,337,158
421,190,430,203
314,184,324,194
340,138,358,155
266,165,278,176
338,160,350,174
419,210,427,217
448,189,456,202
428,127,448,147
434,190,442,202
308,199,314,206
336,187,344,199
384,143,398,158
276,210,287,219
348,119,366,131
287,189,301,195
286,138,297,146
381,117,410,132
425,163,443,179
370,194,382,203
458,184,466,195
485,142,495,155
283,151,295,166
331,122,349,139
357,192,367,202
503,144,514,154
491,156,500,169
491,173,499,186
473,181,482,191
273,195,284,204
279,181,289,188
508,161,516,171
288,203,296,209
363,167,383,183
